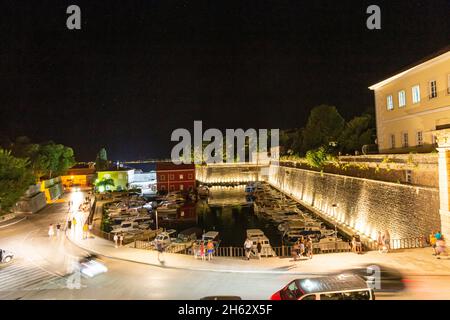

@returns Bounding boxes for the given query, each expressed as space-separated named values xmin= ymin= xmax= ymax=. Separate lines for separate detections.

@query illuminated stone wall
xmin=196 ymin=164 xmax=268 ymax=184
xmin=268 ymin=164 xmax=440 ymax=240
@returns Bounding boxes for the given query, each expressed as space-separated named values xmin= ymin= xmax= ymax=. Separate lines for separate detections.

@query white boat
xmin=313 ymin=236 xmax=350 ymax=252
xmin=153 ymin=229 xmax=177 ymax=248
xmin=111 ymin=221 xmax=140 ymax=233
xmin=246 ymin=229 xmax=277 ymax=257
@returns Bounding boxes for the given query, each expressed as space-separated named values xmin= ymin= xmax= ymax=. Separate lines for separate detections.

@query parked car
xmin=270 ymin=274 xmax=375 ymax=300
xmin=78 ymin=254 xmax=108 ymax=278
xmin=0 ymin=249 xmax=14 ymax=264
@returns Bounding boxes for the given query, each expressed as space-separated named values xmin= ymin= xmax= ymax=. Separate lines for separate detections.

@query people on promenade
xmin=244 ymin=238 xmax=253 ymax=260
xmin=48 ymin=224 xmax=55 ymax=237
xmin=354 ymin=234 xmax=362 ymax=254
xmin=67 ymin=219 xmax=72 ymax=231
xmin=306 ymin=237 xmax=313 ymax=259
xmin=72 ymin=217 xmax=77 ymax=231
xmin=156 ymin=241 xmax=165 ymax=262
xmin=114 ymin=234 xmax=119 ymax=248
xmin=83 ymin=223 xmax=88 ymax=239
xmin=88 ymin=223 xmax=93 ymax=238
xmin=119 ymin=234 xmax=124 ymax=247
xmin=436 ymin=237 xmax=448 ymax=259
xmin=199 ymin=241 xmax=205 ymax=261
xmin=383 ymin=230 xmax=391 ymax=252
xmin=430 ymin=231 xmax=437 ymax=255
xmin=206 ymin=240 xmax=214 ymax=261
xmin=192 ymin=242 xmax=198 ymax=259
xmin=292 ymin=242 xmax=299 ymax=261
xmin=299 ymin=237 xmax=305 ymax=257
xmin=56 ymin=223 xmax=61 ymax=237
xmin=256 ymin=239 xmax=262 ymax=260
xmin=377 ymin=231 xmax=383 ymax=251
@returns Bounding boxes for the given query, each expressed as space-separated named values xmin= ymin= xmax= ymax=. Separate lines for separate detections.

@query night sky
xmin=0 ymin=0 xmax=449 ymax=161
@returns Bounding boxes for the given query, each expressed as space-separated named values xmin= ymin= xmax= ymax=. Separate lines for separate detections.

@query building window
xmin=161 ymin=185 xmax=166 ymax=191
xmin=429 ymin=80 xmax=437 ymax=99
xmin=179 ymin=184 xmax=184 ymax=191
xmin=160 ymin=174 xmax=165 ymax=181
xmin=188 ymin=173 xmax=193 ymax=179
xmin=412 ymin=85 xmax=421 ymax=104
xmin=179 ymin=174 xmax=184 ymax=180
xmin=416 ymin=131 xmax=423 ymax=146
xmin=386 ymin=95 xmax=394 ymax=110
xmin=402 ymin=132 xmax=409 ymax=148
xmin=169 ymin=174 xmax=174 ymax=180
xmin=398 ymin=90 xmax=406 ymax=107
xmin=390 ymin=134 xmax=396 ymax=149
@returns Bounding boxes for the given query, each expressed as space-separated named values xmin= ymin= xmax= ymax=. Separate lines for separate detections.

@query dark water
xmin=156 ymin=184 xmax=348 ymax=247
xmin=157 ymin=185 xmax=283 ymax=247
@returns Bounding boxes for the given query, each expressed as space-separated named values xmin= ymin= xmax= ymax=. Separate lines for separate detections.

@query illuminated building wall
xmin=268 ymin=164 xmax=440 ymax=241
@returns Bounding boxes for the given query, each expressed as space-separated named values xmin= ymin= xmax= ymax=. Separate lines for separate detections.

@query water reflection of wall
xmin=269 ymin=164 xmax=440 ymax=240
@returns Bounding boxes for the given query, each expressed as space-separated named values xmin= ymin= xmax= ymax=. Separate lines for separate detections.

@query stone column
xmin=435 ymin=129 xmax=450 ymax=239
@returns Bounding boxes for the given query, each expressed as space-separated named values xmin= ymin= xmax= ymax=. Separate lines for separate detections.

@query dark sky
xmin=0 ymin=0 xmax=449 ymax=161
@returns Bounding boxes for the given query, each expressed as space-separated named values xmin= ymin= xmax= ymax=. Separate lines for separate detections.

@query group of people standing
xmin=113 ymin=233 xmax=124 ymax=248
xmin=430 ymin=230 xmax=447 ymax=258
xmin=244 ymin=237 xmax=264 ymax=260
xmin=291 ymin=236 xmax=313 ymax=261
xmin=192 ymin=240 xmax=215 ymax=261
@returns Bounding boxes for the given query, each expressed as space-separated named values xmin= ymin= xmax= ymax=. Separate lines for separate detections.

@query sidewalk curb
xmin=0 ymin=216 xmax=27 ymax=229
xmin=65 ymin=233 xmax=324 ymax=275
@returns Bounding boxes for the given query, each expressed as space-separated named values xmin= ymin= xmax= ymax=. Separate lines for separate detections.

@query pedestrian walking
xmin=355 ymin=234 xmax=362 ymax=254
xmin=83 ymin=223 xmax=88 ymax=239
xmin=206 ymin=240 xmax=214 ymax=261
xmin=119 ymin=233 xmax=124 ymax=247
xmin=56 ymin=223 xmax=61 ymax=237
xmin=156 ymin=241 xmax=165 ymax=262
xmin=256 ymin=239 xmax=262 ymax=260
xmin=430 ymin=231 xmax=437 ymax=255
xmin=292 ymin=242 xmax=299 ymax=261
xmin=436 ymin=238 xmax=448 ymax=258
xmin=299 ymin=237 xmax=305 ymax=257
xmin=244 ymin=237 xmax=253 ymax=260
xmin=88 ymin=223 xmax=93 ymax=238
xmin=306 ymin=237 xmax=313 ymax=259
xmin=199 ymin=241 xmax=205 ymax=261
xmin=48 ymin=224 xmax=55 ymax=237
xmin=67 ymin=219 xmax=72 ymax=230
xmin=72 ymin=217 xmax=77 ymax=230
xmin=383 ymin=230 xmax=391 ymax=252
xmin=192 ymin=242 xmax=198 ymax=259
xmin=113 ymin=234 xmax=119 ymax=248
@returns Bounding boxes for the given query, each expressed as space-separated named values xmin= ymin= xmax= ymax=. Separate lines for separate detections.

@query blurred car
xmin=270 ymin=274 xmax=375 ymax=300
xmin=78 ymin=254 xmax=108 ymax=278
xmin=337 ymin=264 xmax=406 ymax=293
xmin=200 ymin=296 xmax=242 ymax=300
xmin=71 ymin=184 xmax=81 ymax=192
xmin=0 ymin=249 xmax=14 ymax=264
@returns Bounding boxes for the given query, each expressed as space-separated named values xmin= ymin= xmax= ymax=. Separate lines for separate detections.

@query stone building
xmin=369 ymin=46 xmax=450 ymax=154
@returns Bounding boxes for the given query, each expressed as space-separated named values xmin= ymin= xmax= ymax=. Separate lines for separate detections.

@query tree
xmin=95 ymin=178 xmax=115 ymax=192
xmin=302 ymin=105 xmax=345 ymax=153
xmin=305 ymin=146 xmax=335 ymax=169
xmin=338 ymin=113 xmax=376 ymax=154
xmin=95 ymin=148 xmax=109 ymax=171
xmin=10 ymin=138 xmax=75 ymax=181
xmin=0 ymin=149 xmax=35 ymax=214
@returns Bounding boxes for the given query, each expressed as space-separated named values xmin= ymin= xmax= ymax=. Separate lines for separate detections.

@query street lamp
xmin=155 ymin=209 xmax=158 ymax=231
xmin=331 ymin=203 xmax=339 ymax=236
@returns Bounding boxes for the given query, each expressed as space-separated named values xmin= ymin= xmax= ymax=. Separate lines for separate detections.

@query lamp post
xmin=332 ymin=203 xmax=339 ymax=236
xmin=155 ymin=209 xmax=158 ymax=231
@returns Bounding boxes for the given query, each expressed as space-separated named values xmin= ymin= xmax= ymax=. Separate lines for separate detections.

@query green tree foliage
xmin=0 ymin=149 xmax=35 ymax=214
xmin=302 ymin=105 xmax=345 ymax=152
xmin=95 ymin=148 xmax=109 ymax=171
xmin=10 ymin=137 xmax=76 ymax=181
xmin=305 ymin=146 xmax=334 ymax=169
xmin=338 ymin=113 xmax=376 ymax=154
xmin=95 ymin=178 xmax=115 ymax=192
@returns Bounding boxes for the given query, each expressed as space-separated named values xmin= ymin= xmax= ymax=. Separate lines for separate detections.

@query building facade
xmin=369 ymin=48 xmax=450 ymax=153
xmin=61 ymin=164 xmax=96 ymax=188
xmin=156 ymin=162 xmax=196 ymax=193
xmin=96 ymin=168 xmax=135 ymax=192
